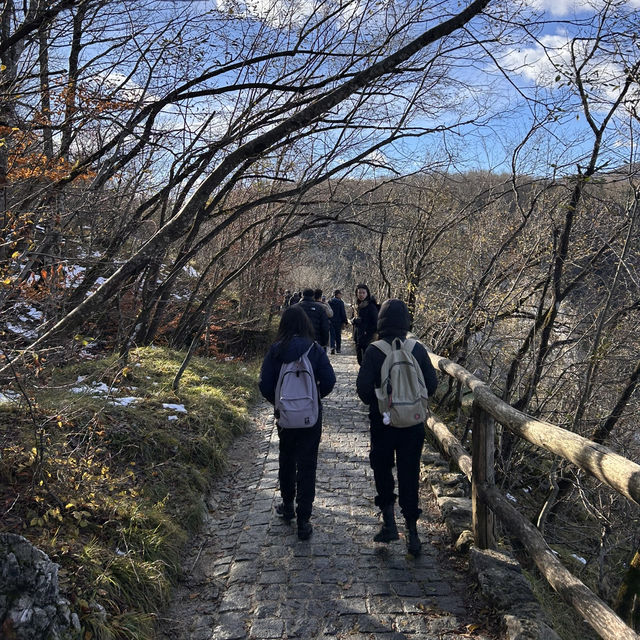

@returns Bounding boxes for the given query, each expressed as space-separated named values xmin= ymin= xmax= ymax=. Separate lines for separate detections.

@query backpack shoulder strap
xmin=403 ymin=338 xmax=417 ymax=353
xmin=371 ymin=339 xmax=392 ymax=356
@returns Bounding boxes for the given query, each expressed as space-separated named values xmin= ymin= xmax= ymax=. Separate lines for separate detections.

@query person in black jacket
xmin=356 ymin=299 xmax=438 ymax=556
xmin=351 ymin=283 xmax=378 ymax=365
xmin=259 ymin=305 xmax=336 ymax=540
xmin=298 ymin=288 xmax=330 ymax=349
xmin=328 ymin=289 xmax=348 ymax=354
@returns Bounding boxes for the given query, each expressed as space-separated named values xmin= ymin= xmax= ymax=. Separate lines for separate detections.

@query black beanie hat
xmin=377 ymin=299 xmax=411 ymax=334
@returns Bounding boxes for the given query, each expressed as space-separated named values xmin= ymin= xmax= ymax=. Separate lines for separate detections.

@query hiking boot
xmin=297 ymin=520 xmax=313 ymax=540
xmin=330 ymin=348 xmax=336 ymax=354
xmin=373 ymin=504 xmax=399 ymax=542
xmin=276 ymin=502 xmax=295 ymax=521
xmin=406 ymin=521 xmax=421 ymax=556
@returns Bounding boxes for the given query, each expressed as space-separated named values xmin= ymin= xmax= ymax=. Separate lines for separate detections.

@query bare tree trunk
xmin=38 ymin=22 xmax=53 ymax=159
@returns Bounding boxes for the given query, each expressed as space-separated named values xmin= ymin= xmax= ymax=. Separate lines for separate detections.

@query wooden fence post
xmin=472 ymin=399 xmax=496 ymax=549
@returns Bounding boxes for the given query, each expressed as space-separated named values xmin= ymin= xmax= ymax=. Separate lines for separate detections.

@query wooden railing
xmin=426 ymin=351 xmax=640 ymax=640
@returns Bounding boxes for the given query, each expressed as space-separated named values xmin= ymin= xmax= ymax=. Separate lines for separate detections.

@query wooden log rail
xmin=426 ymin=351 xmax=640 ymax=640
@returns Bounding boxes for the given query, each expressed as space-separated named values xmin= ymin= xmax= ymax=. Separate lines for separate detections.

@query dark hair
xmin=314 ymin=288 xmax=322 ymax=300
xmin=333 ymin=289 xmax=341 ymax=296
xmin=302 ymin=287 xmax=314 ymax=298
xmin=275 ymin=305 xmax=314 ymax=354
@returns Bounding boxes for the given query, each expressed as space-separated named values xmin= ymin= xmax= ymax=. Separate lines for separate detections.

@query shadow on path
xmin=156 ymin=340 xmax=498 ymax=640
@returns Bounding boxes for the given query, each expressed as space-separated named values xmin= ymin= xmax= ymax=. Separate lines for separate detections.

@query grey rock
xmin=505 ymin=611 xmax=562 ymax=640
xmin=0 ymin=533 xmax=75 ymax=640
xmin=454 ymin=530 xmax=475 ymax=553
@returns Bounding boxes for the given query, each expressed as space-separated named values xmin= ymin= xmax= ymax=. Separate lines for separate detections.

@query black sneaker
xmin=297 ymin=521 xmax=313 ymax=540
xmin=276 ymin=502 xmax=295 ymax=521
xmin=330 ymin=348 xmax=335 ymax=354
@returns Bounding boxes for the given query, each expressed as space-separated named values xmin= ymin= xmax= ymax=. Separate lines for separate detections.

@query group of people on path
xmin=282 ymin=287 xmax=350 ymax=355
xmin=259 ymin=284 xmax=438 ymax=556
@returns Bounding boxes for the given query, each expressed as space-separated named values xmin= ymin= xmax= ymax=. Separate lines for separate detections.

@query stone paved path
xmin=157 ymin=340 xmax=496 ymax=640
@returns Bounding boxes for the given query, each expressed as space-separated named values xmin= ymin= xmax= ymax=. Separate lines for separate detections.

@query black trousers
xmin=369 ymin=422 xmax=425 ymax=522
xmin=329 ymin=322 xmax=342 ymax=352
xmin=278 ymin=422 xmax=322 ymax=522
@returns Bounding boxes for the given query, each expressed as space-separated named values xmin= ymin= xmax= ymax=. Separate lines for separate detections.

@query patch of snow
xmin=6 ymin=322 xmax=37 ymax=339
xmin=167 ymin=415 xmax=179 ymax=421
xmin=184 ymin=265 xmax=199 ymax=278
xmin=0 ymin=390 xmax=20 ymax=403
xmin=111 ymin=396 xmax=139 ymax=406
xmin=571 ymin=554 xmax=587 ymax=565
xmin=201 ymin=376 xmax=209 ymax=380
xmin=26 ymin=307 xmax=42 ymax=320
xmin=506 ymin=493 xmax=518 ymax=503
xmin=76 ymin=375 xmax=87 ymax=383
xmin=71 ymin=382 xmax=114 ymax=395
xmin=162 ymin=403 xmax=187 ymax=413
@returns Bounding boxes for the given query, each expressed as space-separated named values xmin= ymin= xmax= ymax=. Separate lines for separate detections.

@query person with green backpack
xmin=356 ymin=299 xmax=438 ymax=556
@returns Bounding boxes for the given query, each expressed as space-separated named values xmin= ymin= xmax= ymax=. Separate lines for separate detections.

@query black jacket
xmin=298 ymin=296 xmax=330 ymax=346
xmin=328 ymin=296 xmax=348 ymax=326
xmin=356 ymin=335 xmax=438 ymax=427
xmin=353 ymin=299 xmax=378 ymax=348
xmin=259 ymin=337 xmax=336 ymax=418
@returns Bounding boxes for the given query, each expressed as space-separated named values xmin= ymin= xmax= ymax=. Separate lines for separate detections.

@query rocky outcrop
xmin=0 ymin=533 xmax=78 ymax=640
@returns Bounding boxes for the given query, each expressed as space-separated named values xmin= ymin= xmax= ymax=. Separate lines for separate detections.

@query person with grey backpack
xmin=356 ymin=299 xmax=438 ymax=556
xmin=259 ymin=305 xmax=336 ymax=540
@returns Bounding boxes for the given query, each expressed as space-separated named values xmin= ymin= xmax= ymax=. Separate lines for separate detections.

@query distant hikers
xmin=356 ymin=299 xmax=438 ymax=556
xmin=259 ymin=305 xmax=336 ymax=540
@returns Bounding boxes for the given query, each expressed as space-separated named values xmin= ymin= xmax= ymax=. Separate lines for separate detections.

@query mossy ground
xmin=0 ymin=346 xmax=260 ymax=639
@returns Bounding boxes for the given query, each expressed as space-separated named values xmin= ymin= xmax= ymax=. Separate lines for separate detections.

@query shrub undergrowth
xmin=0 ymin=346 xmax=260 ymax=639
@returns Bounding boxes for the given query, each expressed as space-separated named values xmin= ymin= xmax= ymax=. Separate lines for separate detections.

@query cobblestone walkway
xmin=157 ymin=341 xmax=494 ymax=640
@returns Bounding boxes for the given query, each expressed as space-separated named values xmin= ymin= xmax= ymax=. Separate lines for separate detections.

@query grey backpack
xmin=274 ymin=346 xmax=319 ymax=428
xmin=372 ymin=338 xmax=429 ymax=427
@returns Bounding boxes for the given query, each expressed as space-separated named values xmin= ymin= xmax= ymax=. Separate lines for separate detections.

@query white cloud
xmin=500 ymin=32 xmax=636 ymax=109
xmin=528 ymin=0 xmax=640 ymax=16
xmin=215 ymin=0 xmax=316 ymax=28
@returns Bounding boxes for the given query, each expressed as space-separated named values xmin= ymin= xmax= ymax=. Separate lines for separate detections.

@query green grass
xmin=0 ymin=346 xmax=260 ymax=640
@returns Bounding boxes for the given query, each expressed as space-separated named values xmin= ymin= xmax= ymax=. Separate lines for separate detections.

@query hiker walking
xmin=259 ymin=305 xmax=336 ymax=540
xmin=356 ymin=299 xmax=438 ymax=556
xmin=298 ymin=288 xmax=330 ymax=349
xmin=351 ymin=283 xmax=378 ymax=365
xmin=328 ymin=289 xmax=348 ymax=354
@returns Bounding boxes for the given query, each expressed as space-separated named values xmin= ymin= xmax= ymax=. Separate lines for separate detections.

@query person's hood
xmin=377 ymin=299 xmax=411 ymax=336
xmin=274 ymin=336 xmax=315 ymax=363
